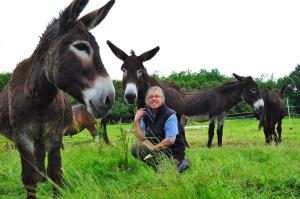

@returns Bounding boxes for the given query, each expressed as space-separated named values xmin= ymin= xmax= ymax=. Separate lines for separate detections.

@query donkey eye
xmin=121 ymin=68 xmax=127 ymax=76
xmin=74 ymin=43 xmax=90 ymax=54
xmin=250 ymin=88 xmax=257 ymax=93
xmin=137 ymin=69 xmax=143 ymax=77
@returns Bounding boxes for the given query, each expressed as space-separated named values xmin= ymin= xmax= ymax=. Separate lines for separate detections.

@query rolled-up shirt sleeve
xmin=164 ymin=114 xmax=179 ymax=144
xmin=140 ymin=118 xmax=146 ymax=134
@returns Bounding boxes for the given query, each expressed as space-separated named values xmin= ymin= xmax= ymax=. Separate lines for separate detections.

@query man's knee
xmin=131 ymin=143 xmax=140 ymax=159
xmin=131 ymin=142 xmax=152 ymax=160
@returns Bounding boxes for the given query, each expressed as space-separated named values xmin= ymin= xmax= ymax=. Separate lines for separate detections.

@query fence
xmin=105 ymin=104 xmax=300 ymax=124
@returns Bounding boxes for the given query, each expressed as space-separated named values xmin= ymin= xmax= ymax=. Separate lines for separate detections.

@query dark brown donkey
xmin=106 ymin=41 xmax=264 ymax=148
xmin=257 ymin=85 xmax=286 ymax=145
xmin=65 ymin=104 xmax=111 ymax=144
xmin=0 ymin=1 xmax=115 ymax=198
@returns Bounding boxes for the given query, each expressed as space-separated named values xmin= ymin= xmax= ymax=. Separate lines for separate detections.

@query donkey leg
xmin=217 ymin=125 xmax=224 ymax=147
xmin=217 ymin=112 xmax=227 ymax=147
xmin=263 ymin=127 xmax=271 ymax=144
xmin=270 ymin=125 xmax=279 ymax=145
xmin=101 ymin=121 xmax=111 ymax=145
xmin=16 ymin=136 xmax=38 ymax=199
xmin=177 ymin=114 xmax=189 ymax=148
xmin=181 ymin=125 xmax=190 ymax=148
xmin=276 ymin=119 xmax=282 ymax=143
xmin=207 ymin=117 xmax=215 ymax=148
xmin=47 ymin=134 xmax=63 ymax=197
xmin=34 ymin=142 xmax=47 ymax=183
xmin=88 ymin=124 xmax=99 ymax=142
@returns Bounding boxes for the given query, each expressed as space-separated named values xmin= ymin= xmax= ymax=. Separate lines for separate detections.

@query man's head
xmin=145 ymin=86 xmax=165 ymax=109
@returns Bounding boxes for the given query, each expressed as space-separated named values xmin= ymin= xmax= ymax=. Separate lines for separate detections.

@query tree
xmin=165 ymin=68 xmax=228 ymax=90
xmin=287 ymin=65 xmax=300 ymax=113
xmin=0 ymin=72 xmax=11 ymax=90
xmin=110 ymin=80 xmax=135 ymax=122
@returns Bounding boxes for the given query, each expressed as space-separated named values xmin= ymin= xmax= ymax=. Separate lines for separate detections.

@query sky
xmin=1 ymin=0 xmax=300 ymax=80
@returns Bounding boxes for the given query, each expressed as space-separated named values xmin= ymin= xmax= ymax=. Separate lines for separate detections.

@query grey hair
xmin=145 ymin=86 xmax=165 ymax=106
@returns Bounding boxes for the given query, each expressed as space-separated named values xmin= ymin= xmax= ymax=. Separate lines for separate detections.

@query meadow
xmin=0 ymin=118 xmax=299 ymax=199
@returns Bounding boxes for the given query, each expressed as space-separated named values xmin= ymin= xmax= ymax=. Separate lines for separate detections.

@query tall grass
xmin=0 ymin=118 xmax=299 ymax=199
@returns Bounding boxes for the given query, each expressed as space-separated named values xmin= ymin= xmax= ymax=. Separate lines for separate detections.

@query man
xmin=131 ymin=86 xmax=190 ymax=173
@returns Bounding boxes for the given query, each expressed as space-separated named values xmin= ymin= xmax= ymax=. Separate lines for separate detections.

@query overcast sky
xmin=1 ymin=0 xmax=300 ymax=80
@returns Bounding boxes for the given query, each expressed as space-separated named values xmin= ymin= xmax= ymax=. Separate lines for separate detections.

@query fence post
xmin=286 ymin=97 xmax=292 ymax=130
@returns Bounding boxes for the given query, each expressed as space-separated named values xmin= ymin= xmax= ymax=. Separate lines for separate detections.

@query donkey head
xmin=39 ymin=0 xmax=115 ymax=117
xmin=233 ymin=73 xmax=264 ymax=113
xmin=106 ymin=40 xmax=159 ymax=104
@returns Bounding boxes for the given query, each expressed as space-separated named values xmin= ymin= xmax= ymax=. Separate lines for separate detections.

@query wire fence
xmin=105 ymin=105 xmax=300 ymax=124
xmin=226 ymin=106 xmax=300 ymax=120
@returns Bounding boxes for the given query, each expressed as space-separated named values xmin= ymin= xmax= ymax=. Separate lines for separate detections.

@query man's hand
xmin=134 ymin=108 xmax=145 ymax=124
xmin=142 ymin=140 xmax=154 ymax=150
xmin=133 ymin=108 xmax=147 ymax=142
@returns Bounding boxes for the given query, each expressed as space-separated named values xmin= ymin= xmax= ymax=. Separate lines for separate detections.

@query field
xmin=0 ymin=118 xmax=299 ymax=199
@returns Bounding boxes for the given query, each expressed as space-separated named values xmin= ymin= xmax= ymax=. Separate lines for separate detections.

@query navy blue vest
xmin=143 ymin=105 xmax=185 ymax=161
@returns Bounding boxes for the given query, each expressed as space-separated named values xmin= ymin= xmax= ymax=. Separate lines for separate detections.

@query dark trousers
xmin=131 ymin=142 xmax=173 ymax=168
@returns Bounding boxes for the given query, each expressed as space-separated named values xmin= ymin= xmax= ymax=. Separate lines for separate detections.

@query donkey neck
xmin=29 ymin=59 xmax=58 ymax=108
xmin=217 ymin=81 xmax=245 ymax=106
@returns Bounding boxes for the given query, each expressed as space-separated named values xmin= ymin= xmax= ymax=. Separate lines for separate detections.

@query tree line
xmin=0 ymin=65 xmax=299 ymax=122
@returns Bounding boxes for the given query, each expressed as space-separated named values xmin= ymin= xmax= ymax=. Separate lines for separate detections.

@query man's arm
xmin=152 ymin=138 xmax=172 ymax=150
xmin=133 ymin=108 xmax=147 ymax=142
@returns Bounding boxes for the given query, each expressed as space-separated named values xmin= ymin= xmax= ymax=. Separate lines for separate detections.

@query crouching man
xmin=131 ymin=86 xmax=190 ymax=173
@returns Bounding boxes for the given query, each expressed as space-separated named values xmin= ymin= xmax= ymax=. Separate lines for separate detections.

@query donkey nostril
xmin=126 ymin=93 xmax=136 ymax=102
xmin=105 ymin=96 xmax=111 ymax=107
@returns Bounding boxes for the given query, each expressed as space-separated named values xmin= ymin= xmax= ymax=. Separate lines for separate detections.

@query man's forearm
xmin=152 ymin=138 xmax=172 ymax=150
xmin=134 ymin=122 xmax=146 ymax=141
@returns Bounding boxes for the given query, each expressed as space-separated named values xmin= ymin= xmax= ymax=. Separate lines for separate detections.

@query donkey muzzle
xmin=125 ymin=92 xmax=136 ymax=104
xmin=83 ymin=76 xmax=115 ymax=118
xmin=253 ymin=99 xmax=264 ymax=114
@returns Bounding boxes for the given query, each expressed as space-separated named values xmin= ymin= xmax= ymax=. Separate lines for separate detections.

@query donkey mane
xmin=33 ymin=19 xmax=59 ymax=59
xmin=130 ymin=50 xmax=136 ymax=56
xmin=161 ymin=80 xmax=182 ymax=91
xmin=216 ymin=81 xmax=241 ymax=91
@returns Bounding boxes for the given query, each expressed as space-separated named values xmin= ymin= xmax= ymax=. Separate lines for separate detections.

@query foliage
xmin=116 ymin=126 xmax=131 ymax=170
xmin=287 ymin=65 xmax=300 ymax=113
xmin=110 ymin=80 xmax=135 ymax=121
xmin=0 ymin=72 xmax=11 ymax=90
xmin=164 ymin=68 xmax=228 ymax=90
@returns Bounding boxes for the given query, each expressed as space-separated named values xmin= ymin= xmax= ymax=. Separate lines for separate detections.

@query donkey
xmin=106 ymin=41 xmax=264 ymax=148
xmin=0 ymin=0 xmax=115 ymax=198
xmin=257 ymin=85 xmax=286 ymax=145
xmin=65 ymin=104 xmax=111 ymax=144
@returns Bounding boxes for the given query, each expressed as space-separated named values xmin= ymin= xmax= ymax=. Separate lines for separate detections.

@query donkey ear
xmin=138 ymin=46 xmax=160 ymax=62
xmin=59 ymin=0 xmax=89 ymax=30
xmin=233 ymin=73 xmax=245 ymax=82
xmin=79 ymin=0 xmax=115 ymax=30
xmin=107 ymin=40 xmax=128 ymax=61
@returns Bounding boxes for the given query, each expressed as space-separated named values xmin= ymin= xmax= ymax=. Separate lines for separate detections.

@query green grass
xmin=0 ymin=118 xmax=299 ymax=199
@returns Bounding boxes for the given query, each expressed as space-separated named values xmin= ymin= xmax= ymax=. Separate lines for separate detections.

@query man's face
xmin=147 ymin=90 xmax=163 ymax=110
